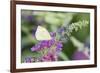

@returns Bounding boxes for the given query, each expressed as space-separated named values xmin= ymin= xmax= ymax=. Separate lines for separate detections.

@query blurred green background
xmin=21 ymin=10 xmax=90 ymax=62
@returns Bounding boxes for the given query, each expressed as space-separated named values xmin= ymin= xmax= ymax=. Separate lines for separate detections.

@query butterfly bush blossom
xmin=24 ymin=32 xmax=63 ymax=62
xmin=24 ymin=20 xmax=89 ymax=62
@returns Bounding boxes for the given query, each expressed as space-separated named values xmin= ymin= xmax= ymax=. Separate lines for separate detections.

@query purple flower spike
xmin=30 ymin=31 xmax=64 ymax=62
xmin=31 ymin=44 xmax=41 ymax=52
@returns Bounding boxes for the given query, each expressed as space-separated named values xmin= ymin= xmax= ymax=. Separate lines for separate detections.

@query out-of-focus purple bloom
xmin=26 ymin=15 xmax=33 ymax=22
xmin=22 ymin=15 xmax=34 ymax=22
xmin=72 ymin=51 xmax=89 ymax=60
xmin=24 ymin=57 xmax=32 ymax=63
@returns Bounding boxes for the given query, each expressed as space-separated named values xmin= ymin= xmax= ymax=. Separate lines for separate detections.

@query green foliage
xmin=21 ymin=10 xmax=90 ymax=61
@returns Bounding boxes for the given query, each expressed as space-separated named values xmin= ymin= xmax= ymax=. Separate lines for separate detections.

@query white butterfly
xmin=35 ymin=26 xmax=52 ymax=40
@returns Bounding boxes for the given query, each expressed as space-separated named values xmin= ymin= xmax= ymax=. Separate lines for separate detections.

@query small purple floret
xmin=40 ymin=53 xmax=57 ymax=61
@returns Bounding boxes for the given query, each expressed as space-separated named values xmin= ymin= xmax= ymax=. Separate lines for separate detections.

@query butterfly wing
xmin=35 ymin=26 xmax=51 ymax=40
